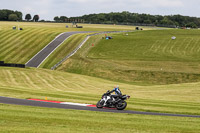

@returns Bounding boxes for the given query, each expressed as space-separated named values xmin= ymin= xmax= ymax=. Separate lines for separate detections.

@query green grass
xmin=57 ymin=29 xmax=200 ymax=84
xmin=1 ymin=104 xmax=200 ymax=133
xmin=1 ymin=67 xmax=200 ymax=115
xmin=0 ymin=21 xmax=136 ymax=64
xmin=88 ymin=30 xmax=200 ymax=61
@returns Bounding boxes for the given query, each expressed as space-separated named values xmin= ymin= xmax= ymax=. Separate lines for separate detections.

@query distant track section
xmin=25 ymin=31 xmax=92 ymax=68
xmin=1 ymin=96 xmax=200 ymax=118
xmin=51 ymin=30 xmax=134 ymax=70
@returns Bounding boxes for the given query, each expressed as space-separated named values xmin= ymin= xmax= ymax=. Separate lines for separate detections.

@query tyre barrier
xmin=0 ymin=61 xmax=25 ymax=68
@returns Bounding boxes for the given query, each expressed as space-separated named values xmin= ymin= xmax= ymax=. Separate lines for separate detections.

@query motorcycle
xmin=96 ymin=90 xmax=130 ymax=110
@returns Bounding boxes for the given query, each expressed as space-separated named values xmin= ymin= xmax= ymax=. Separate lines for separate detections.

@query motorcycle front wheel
xmin=116 ymin=100 xmax=127 ymax=110
xmin=96 ymin=100 xmax=103 ymax=108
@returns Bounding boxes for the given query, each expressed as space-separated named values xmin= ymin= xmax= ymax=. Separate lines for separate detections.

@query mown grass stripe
xmin=0 ymin=70 xmax=18 ymax=86
xmin=48 ymin=75 xmax=68 ymax=89
xmin=10 ymin=29 xmax=51 ymax=63
xmin=19 ymin=72 xmax=41 ymax=90
xmin=0 ymin=87 xmax=99 ymax=102
xmin=193 ymin=38 xmax=200 ymax=53
xmin=0 ymin=28 xmax=35 ymax=47
xmin=0 ymin=29 xmax=38 ymax=59
xmin=190 ymin=38 xmax=199 ymax=54
xmin=44 ymin=75 xmax=65 ymax=92
xmin=5 ymin=29 xmax=45 ymax=53
xmin=184 ymin=38 xmax=193 ymax=56
xmin=0 ymin=30 xmax=14 ymax=40
xmin=0 ymin=31 xmax=25 ymax=54
xmin=35 ymin=73 xmax=58 ymax=91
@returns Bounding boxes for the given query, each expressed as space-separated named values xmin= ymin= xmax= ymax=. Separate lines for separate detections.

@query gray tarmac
xmin=0 ymin=96 xmax=200 ymax=118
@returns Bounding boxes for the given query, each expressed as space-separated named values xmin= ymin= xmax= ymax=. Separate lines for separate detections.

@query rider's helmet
xmin=114 ymin=85 xmax=119 ymax=89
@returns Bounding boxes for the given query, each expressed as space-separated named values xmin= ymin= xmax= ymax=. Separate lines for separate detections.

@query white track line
xmin=60 ymin=102 xmax=91 ymax=106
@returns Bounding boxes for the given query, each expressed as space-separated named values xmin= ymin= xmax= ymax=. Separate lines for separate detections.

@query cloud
xmin=67 ymin=0 xmax=112 ymax=3
xmin=19 ymin=0 xmax=53 ymax=19
xmin=65 ymin=0 xmax=183 ymax=8
xmin=140 ymin=0 xmax=184 ymax=8
xmin=23 ymin=7 xmax=34 ymax=13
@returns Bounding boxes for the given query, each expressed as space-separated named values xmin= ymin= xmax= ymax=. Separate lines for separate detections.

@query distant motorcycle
xmin=96 ymin=90 xmax=130 ymax=110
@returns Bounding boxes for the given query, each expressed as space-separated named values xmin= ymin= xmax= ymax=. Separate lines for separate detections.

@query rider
xmin=108 ymin=85 xmax=122 ymax=102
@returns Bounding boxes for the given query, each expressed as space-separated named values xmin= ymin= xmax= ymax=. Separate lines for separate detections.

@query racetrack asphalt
xmin=25 ymin=31 xmax=92 ymax=68
xmin=0 ymin=96 xmax=200 ymax=118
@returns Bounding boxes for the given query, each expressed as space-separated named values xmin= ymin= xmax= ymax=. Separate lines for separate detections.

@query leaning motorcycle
xmin=96 ymin=90 xmax=130 ymax=110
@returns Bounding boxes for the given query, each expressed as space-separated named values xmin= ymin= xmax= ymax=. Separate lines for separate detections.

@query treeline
xmin=0 ymin=9 xmax=22 ymax=21
xmin=0 ymin=9 xmax=39 ymax=22
xmin=55 ymin=11 xmax=200 ymax=28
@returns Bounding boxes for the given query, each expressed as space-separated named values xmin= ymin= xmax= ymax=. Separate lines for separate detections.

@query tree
xmin=33 ymin=15 xmax=39 ymax=22
xmin=52 ymin=11 xmax=200 ymax=27
xmin=160 ymin=17 xmax=174 ymax=26
xmin=8 ymin=14 xmax=18 ymax=21
xmin=144 ymin=19 xmax=152 ymax=24
xmin=15 ymin=11 xmax=23 ymax=21
xmin=60 ymin=16 xmax=68 ymax=22
xmin=0 ymin=10 xmax=7 ymax=20
xmin=186 ymin=22 xmax=198 ymax=28
xmin=25 ymin=14 xmax=32 ymax=21
xmin=2 ymin=9 xmax=13 ymax=20
xmin=54 ymin=16 xmax=60 ymax=22
xmin=0 ymin=9 xmax=22 ymax=21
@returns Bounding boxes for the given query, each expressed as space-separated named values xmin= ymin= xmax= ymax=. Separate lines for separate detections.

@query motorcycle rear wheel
xmin=116 ymin=101 xmax=127 ymax=110
xmin=96 ymin=100 xmax=103 ymax=108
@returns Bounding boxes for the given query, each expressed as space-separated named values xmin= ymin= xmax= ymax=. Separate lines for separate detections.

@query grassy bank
xmin=57 ymin=29 xmax=200 ymax=84
xmin=1 ymin=104 xmax=200 ymax=133
xmin=0 ymin=67 xmax=200 ymax=115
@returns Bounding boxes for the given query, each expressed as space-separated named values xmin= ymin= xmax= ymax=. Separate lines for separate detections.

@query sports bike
xmin=96 ymin=90 xmax=130 ymax=110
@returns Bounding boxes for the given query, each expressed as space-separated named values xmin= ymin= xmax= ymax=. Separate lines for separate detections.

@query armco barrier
xmin=0 ymin=61 xmax=25 ymax=68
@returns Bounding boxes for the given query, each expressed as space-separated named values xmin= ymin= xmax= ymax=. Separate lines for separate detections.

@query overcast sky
xmin=1 ymin=0 xmax=199 ymax=20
